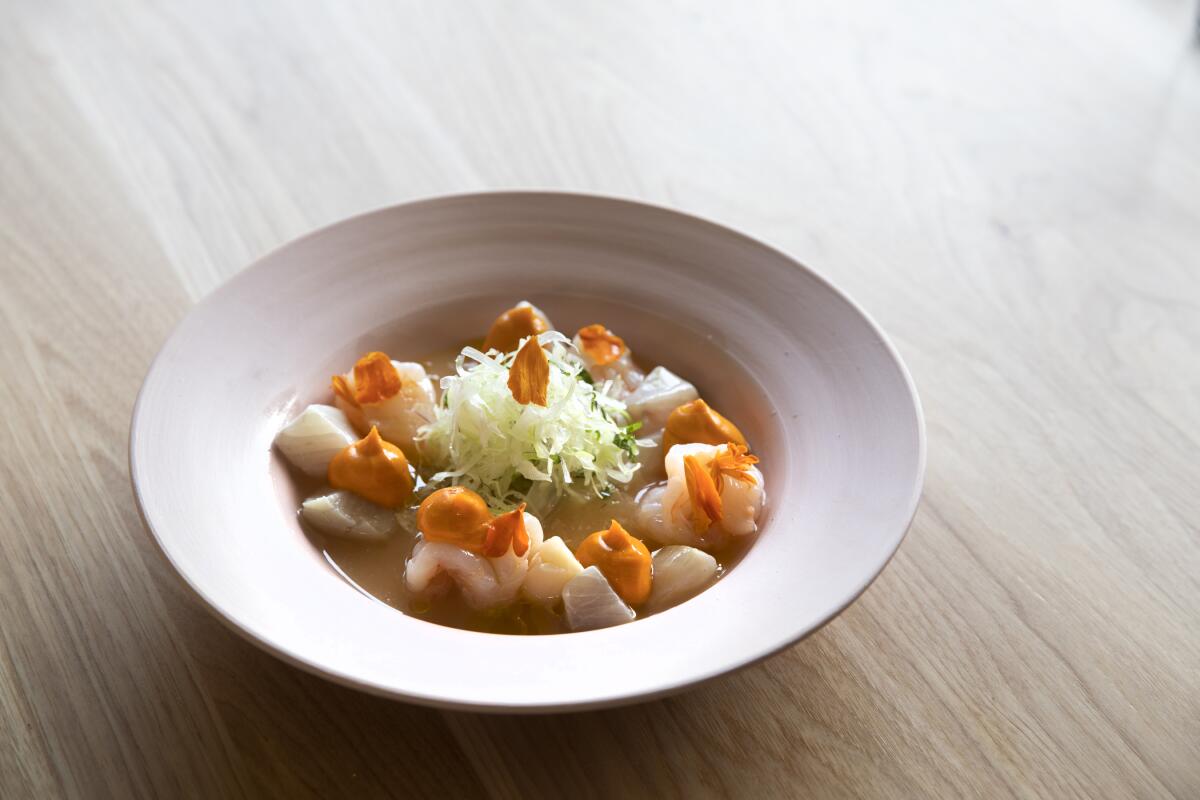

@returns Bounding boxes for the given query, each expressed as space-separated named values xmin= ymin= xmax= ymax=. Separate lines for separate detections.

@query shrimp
xmin=405 ymin=512 xmax=544 ymax=609
xmin=637 ymin=442 xmax=764 ymax=550
xmin=332 ymin=353 xmax=436 ymax=462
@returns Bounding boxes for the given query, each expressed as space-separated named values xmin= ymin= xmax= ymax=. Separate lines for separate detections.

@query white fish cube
xmin=563 ymin=566 xmax=636 ymax=631
xmin=624 ymin=366 xmax=698 ymax=432
xmin=274 ymin=404 xmax=357 ymax=477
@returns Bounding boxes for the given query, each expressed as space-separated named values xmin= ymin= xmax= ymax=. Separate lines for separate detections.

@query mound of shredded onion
xmin=416 ymin=332 xmax=644 ymax=512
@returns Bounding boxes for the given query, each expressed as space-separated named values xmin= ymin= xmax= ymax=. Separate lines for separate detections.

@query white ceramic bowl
xmin=130 ymin=192 xmax=925 ymax=712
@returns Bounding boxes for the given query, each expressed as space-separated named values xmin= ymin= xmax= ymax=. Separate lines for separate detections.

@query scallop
xmin=301 ymin=490 xmax=398 ymax=540
xmin=644 ymin=546 xmax=718 ymax=612
xmin=522 ymin=535 xmax=584 ymax=606
xmin=624 ymin=366 xmax=698 ymax=433
xmin=562 ymin=566 xmax=635 ymax=631
xmin=274 ymin=404 xmax=358 ymax=477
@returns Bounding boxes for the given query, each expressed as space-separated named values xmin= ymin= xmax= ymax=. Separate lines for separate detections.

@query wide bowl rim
xmin=129 ymin=190 xmax=926 ymax=712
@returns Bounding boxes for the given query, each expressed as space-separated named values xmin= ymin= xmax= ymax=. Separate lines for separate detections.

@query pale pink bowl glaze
xmin=130 ymin=192 xmax=925 ymax=712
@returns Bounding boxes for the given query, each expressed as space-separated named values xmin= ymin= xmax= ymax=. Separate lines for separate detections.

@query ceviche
xmin=274 ymin=302 xmax=765 ymax=634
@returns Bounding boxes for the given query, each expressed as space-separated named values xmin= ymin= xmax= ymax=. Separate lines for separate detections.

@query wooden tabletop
xmin=3 ymin=1 xmax=1198 ymax=797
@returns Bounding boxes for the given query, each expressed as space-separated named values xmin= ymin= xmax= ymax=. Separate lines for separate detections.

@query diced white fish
xmin=562 ymin=566 xmax=636 ymax=631
xmin=622 ymin=366 xmax=698 ymax=477
xmin=637 ymin=443 xmax=765 ymax=550
xmin=624 ymin=366 xmax=698 ymax=433
xmin=274 ymin=404 xmax=358 ymax=477
xmin=405 ymin=512 xmax=544 ymax=610
xmin=644 ymin=546 xmax=718 ymax=612
xmin=334 ymin=360 xmax=436 ymax=460
xmin=522 ymin=535 xmax=584 ymax=606
xmin=301 ymin=490 xmax=398 ymax=540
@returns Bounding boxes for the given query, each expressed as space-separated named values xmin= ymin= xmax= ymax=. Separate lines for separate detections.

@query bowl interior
xmin=131 ymin=193 xmax=924 ymax=711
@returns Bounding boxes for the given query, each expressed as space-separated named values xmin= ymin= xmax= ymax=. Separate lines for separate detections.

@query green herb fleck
xmin=613 ymin=421 xmax=643 ymax=458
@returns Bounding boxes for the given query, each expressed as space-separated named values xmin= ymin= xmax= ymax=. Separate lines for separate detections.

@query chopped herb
xmin=613 ymin=421 xmax=643 ymax=458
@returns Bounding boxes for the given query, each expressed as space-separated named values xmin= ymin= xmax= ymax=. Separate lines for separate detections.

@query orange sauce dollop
xmin=483 ymin=304 xmax=550 ymax=354
xmin=328 ymin=426 xmax=414 ymax=508
xmin=417 ymin=488 xmax=535 ymax=558
xmin=575 ymin=521 xmax=653 ymax=606
xmin=662 ymin=398 xmax=747 ymax=452
xmin=417 ymin=487 xmax=492 ymax=552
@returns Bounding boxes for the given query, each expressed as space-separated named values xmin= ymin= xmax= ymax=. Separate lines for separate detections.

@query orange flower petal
xmin=351 ymin=352 xmax=403 ymax=404
xmin=508 ymin=337 xmax=550 ymax=406
xmin=576 ymin=324 xmax=627 ymax=366
xmin=483 ymin=503 xmax=529 ymax=557
xmin=709 ymin=442 xmax=759 ymax=489
xmin=684 ymin=454 xmax=724 ymax=533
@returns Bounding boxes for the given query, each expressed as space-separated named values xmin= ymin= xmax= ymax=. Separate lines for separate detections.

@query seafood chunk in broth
xmin=637 ymin=442 xmax=764 ymax=551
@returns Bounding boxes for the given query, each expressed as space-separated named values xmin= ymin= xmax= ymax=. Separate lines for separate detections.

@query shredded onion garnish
xmin=416 ymin=332 xmax=645 ymax=513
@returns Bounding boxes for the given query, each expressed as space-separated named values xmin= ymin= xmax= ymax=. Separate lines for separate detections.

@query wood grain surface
xmin=2 ymin=0 xmax=1198 ymax=797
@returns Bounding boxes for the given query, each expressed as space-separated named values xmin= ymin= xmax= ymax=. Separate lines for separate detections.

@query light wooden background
xmin=2 ymin=0 xmax=1198 ymax=797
